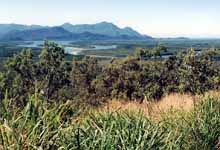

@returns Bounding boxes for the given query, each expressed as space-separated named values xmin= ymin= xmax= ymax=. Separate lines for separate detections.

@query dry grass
xmin=94 ymin=93 xmax=195 ymax=118
xmin=95 ymin=91 xmax=220 ymax=119
xmin=152 ymin=93 xmax=195 ymax=113
xmin=205 ymin=90 xmax=220 ymax=98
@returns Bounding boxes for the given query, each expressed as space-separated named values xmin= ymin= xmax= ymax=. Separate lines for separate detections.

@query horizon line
xmin=1 ymin=21 xmax=220 ymax=39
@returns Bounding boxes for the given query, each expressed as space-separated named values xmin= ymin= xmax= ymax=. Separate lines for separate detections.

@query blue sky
xmin=0 ymin=0 xmax=219 ymax=37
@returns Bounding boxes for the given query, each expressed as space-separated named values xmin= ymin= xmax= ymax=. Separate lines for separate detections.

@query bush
xmin=0 ymin=42 xmax=220 ymax=104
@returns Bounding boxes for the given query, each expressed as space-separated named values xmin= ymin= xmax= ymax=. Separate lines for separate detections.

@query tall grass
xmin=0 ymin=92 xmax=80 ymax=149
xmin=65 ymin=96 xmax=220 ymax=150
xmin=0 ymin=93 xmax=219 ymax=149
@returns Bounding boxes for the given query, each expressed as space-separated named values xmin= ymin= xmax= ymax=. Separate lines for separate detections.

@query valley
xmin=1 ymin=38 xmax=220 ymax=62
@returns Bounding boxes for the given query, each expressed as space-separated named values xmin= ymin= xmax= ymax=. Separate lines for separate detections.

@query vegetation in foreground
xmin=0 ymin=93 xmax=219 ymax=149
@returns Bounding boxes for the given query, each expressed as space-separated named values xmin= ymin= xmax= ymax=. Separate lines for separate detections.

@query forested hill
xmin=0 ymin=22 xmax=152 ymax=41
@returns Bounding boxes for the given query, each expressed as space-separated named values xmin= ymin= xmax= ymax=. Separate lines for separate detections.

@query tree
xmin=92 ymin=56 xmax=145 ymax=102
xmin=3 ymin=49 xmax=36 ymax=105
xmin=0 ymin=72 xmax=6 ymax=100
xmin=178 ymin=48 xmax=215 ymax=94
xmin=71 ymin=56 xmax=101 ymax=104
xmin=152 ymin=44 xmax=167 ymax=58
xmin=38 ymin=41 xmax=71 ymax=101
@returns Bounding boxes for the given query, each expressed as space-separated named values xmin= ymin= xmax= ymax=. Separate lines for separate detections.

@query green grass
xmin=75 ymin=97 xmax=220 ymax=150
xmin=0 ymin=92 xmax=219 ymax=149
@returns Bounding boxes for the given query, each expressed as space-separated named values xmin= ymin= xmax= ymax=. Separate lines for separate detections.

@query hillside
xmin=1 ymin=27 xmax=116 ymax=41
xmin=0 ymin=22 xmax=152 ymax=41
xmin=2 ymin=27 xmax=72 ymax=41
xmin=61 ymin=21 xmax=144 ymax=37
xmin=0 ymin=23 xmax=44 ymax=36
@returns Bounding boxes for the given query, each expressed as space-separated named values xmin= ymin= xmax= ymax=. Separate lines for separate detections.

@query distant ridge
xmin=0 ymin=22 xmax=152 ymax=41
xmin=61 ymin=22 xmax=144 ymax=37
xmin=0 ymin=23 xmax=45 ymax=36
xmin=2 ymin=27 xmax=72 ymax=41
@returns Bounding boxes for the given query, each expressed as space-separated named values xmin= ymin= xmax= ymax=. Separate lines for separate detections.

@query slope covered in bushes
xmin=1 ymin=41 xmax=220 ymax=105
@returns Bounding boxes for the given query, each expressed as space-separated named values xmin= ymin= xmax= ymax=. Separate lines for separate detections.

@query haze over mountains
xmin=0 ymin=22 xmax=152 ymax=41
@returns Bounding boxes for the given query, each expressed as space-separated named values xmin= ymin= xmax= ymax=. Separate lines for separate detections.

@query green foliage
xmin=0 ymin=93 xmax=219 ymax=149
xmin=0 ymin=41 xmax=220 ymax=104
xmin=0 ymin=72 xmax=6 ymax=99
xmin=0 ymin=92 xmax=79 ymax=149
xmin=38 ymin=41 xmax=71 ymax=101
xmin=3 ymin=49 xmax=35 ymax=105
xmin=74 ymin=97 xmax=220 ymax=150
xmin=91 ymin=47 xmax=219 ymax=101
xmin=92 ymin=57 xmax=145 ymax=102
xmin=71 ymin=56 xmax=102 ymax=104
xmin=189 ymin=96 xmax=220 ymax=149
xmin=0 ymin=41 xmax=220 ymax=149
xmin=135 ymin=44 xmax=168 ymax=60
xmin=178 ymin=48 xmax=216 ymax=94
xmin=0 ymin=41 xmax=72 ymax=105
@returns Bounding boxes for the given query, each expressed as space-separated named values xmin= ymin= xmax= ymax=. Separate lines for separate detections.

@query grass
xmin=78 ymin=96 xmax=220 ymax=149
xmin=0 ymin=92 xmax=80 ymax=149
xmin=0 ymin=92 xmax=219 ymax=149
xmin=94 ymin=93 xmax=197 ymax=119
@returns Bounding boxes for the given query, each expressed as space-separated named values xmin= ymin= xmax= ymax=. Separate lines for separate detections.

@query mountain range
xmin=0 ymin=22 xmax=152 ymax=41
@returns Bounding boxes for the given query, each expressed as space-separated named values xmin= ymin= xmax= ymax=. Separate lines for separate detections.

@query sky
xmin=0 ymin=0 xmax=219 ymax=38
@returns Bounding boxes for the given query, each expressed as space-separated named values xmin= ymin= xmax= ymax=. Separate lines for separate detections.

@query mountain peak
xmin=123 ymin=27 xmax=133 ymax=30
xmin=95 ymin=22 xmax=118 ymax=28
xmin=61 ymin=21 xmax=144 ymax=37
xmin=97 ymin=21 xmax=114 ymax=25
xmin=62 ymin=22 xmax=73 ymax=28
xmin=62 ymin=22 xmax=72 ymax=26
xmin=0 ymin=22 xmax=152 ymax=40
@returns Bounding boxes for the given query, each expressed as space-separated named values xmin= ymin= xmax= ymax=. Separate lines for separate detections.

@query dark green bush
xmin=0 ymin=42 xmax=220 ymax=105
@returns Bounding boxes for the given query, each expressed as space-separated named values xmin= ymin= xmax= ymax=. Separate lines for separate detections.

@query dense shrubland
xmin=1 ymin=41 xmax=220 ymax=105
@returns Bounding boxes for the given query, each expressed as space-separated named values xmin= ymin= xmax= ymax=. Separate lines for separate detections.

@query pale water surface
xmin=18 ymin=41 xmax=117 ymax=55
